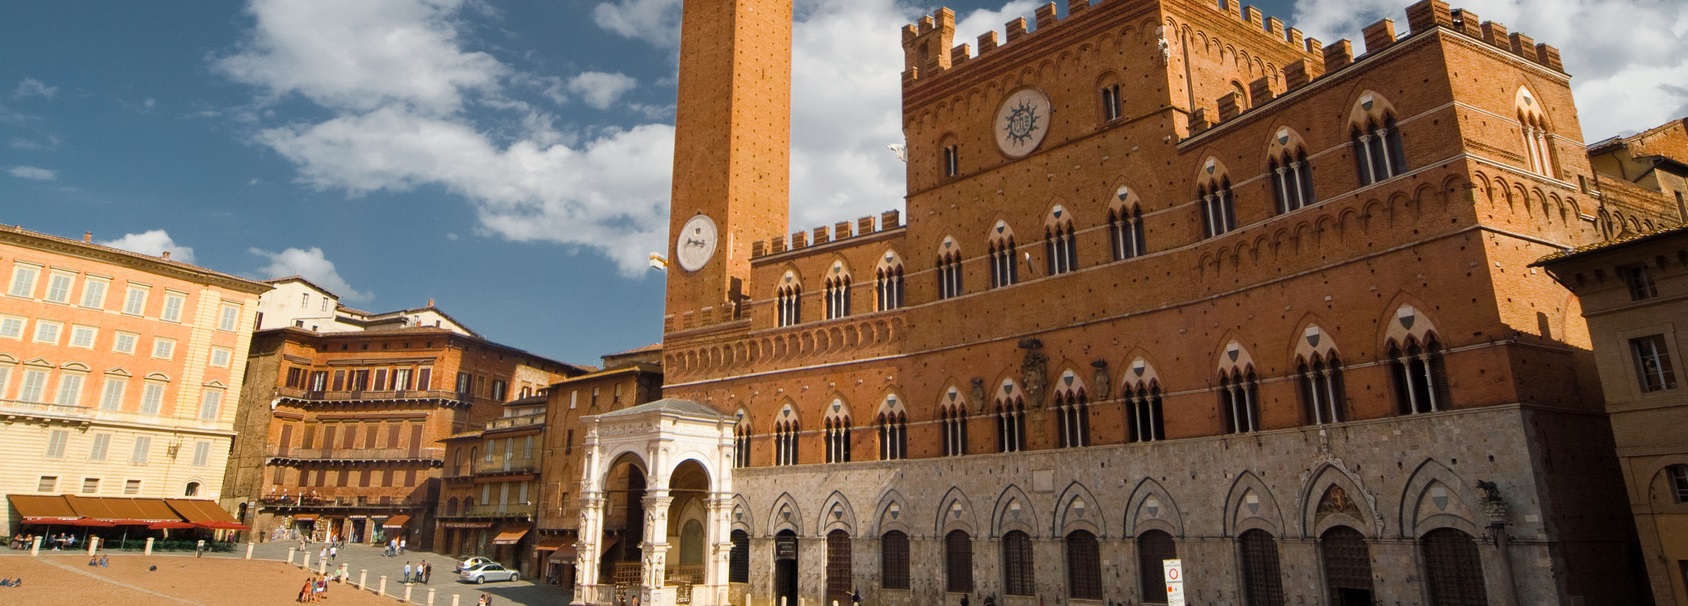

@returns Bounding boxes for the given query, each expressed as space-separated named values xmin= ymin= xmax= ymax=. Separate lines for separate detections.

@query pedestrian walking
xmin=403 ymin=561 xmax=413 ymax=584
xmin=398 ymin=538 xmax=406 ymax=555
xmin=329 ymin=545 xmax=337 ymax=560
xmin=297 ymin=577 xmax=312 ymax=603
xmin=422 ymin=561 xmax=431 ymax=584
xmin=319 ymin=547 xmax=327 ymax=563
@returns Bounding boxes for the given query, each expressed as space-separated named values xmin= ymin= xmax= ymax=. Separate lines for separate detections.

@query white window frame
xmin=81 ymin=477 xmax=100 ymax=494
xmin=140 ymin=382 xmax=165 ymax=415
xmin=46 ymin=429 xmax=68 ymax=458
xmin=0 ymin=315 xmax=23 ymax=340
xmin=81 ymin=277 xmax=109 ymax=309
xmin=89 ymin=433 xmax=110 ymax=461
xmin=45 ymin=271 xmax=74 ymax=303
xmin=99 ymin=377 xmax=126 ymax=411
xmin=123 ymin=285 xmax=149 ymax=315
xmin=33 ymin=320 xmax=62 ymax=344
xmin=19 ymin=369 xmax=49 ymax=402
xmin=54 ymin=373 xmax=84 ymax=406
xmin=123 ymin=479 xmax=141 ymax=495
xmin=218 ymin=303 xmax=240 ymax=331
xmin=8 ymin=263 xmax=41 ymax=298
xmin=161 ymin=291 xmax=186 ymax=322
xmin=38 ymin=476 xmax=57 ymax=492
xmin=131 ymin=436 xmax=152 ymax=464
xmin=69 ymin=325 xmax=97 ymax=349
xmin=192 ymin=441 xmax=210 ymax=467
xmin=152 ymin=337 xmax=176 ymax=360
xmin=210 ymin=347 xmax=232 ymax=368
xmin=199 ymin=389 xmax=222 ymax=421
xmin=113 ymin=331 xmax=138 ymax=354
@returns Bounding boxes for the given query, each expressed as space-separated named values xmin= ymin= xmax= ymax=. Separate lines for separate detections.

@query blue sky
xmin=2 ymin=0 xmax=1684 ymax=366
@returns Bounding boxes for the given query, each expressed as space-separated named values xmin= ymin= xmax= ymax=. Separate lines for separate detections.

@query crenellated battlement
xmin=1180 ymin=0 xmax=1567 ymax=136
xmin=750 ymin=210 xmax=903 ymax=260
xmin=902 ymin=0 xmax=1565 ymax=94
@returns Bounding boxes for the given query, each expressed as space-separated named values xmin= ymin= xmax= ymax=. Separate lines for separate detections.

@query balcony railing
xmin=267 ymin=446 xmax=445 ymax=463
xmin=472 ymin=456 xmax=540 ymax=474
xmin=276 ymin=387 xmax=471 ymax=404
xmin=258 ymin=493 xmax=426 ymax=509
xmin=0 ymin=399 xmax=93 ymax=424
xmin=485 ymin=413 xmax=545 ymax=431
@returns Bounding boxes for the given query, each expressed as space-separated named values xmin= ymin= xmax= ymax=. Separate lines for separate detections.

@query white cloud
xmin=592 ymin=0 xmax=682 ymax=48
xmin=7 ymin=165 xmax=56 ymax=180
xmin=568 ymin=72 xmax=638 ymax=110
xmin=1290 ymin=0 xmax=1688 ymax=141
xmin=216 ymin=0 xmax=503 ymax=116
xmin=12 ymin=78 xmax=58 ymax=99
xmin=250 ymin=246 xmax=373 ymax=301
xmin=100 ymin=230 xmax=197 ymax=264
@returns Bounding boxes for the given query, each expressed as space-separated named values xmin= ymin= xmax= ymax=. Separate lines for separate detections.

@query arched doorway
xmin=825 ymin=529 xmax=852 ymax=604
xmin=665 ymin=459 xmax=712 ymax=601
xmin=774 ymin=529 xmax=799 ymax=604
xmin=599 ymin=452 xmax=647 ymax=595
xmin=1320 ymin=526 xmax=1374 ymax=605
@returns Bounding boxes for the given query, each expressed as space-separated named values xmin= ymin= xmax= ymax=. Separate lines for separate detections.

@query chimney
xmin=161 ymin=251 xmax=171 ymax=260
xmin=428 ymin=298 xmax=435 ymax=307
xmin=83 ymin=231 xmax=92 ymax=242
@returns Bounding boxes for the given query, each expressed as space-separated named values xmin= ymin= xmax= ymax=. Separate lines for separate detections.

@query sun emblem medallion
xmin=994 ymin=88 xmax=1052 ymax=158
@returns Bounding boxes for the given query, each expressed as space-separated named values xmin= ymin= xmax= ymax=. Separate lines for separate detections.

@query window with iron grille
xmin=1110 ymin=205 xmax=1146 ymax=260
xmin=942 ymin=407 xmax=967 ymax=456
xmin=1632 ymin=334 xmax=1678 ymax=392
xmin=1670 ymin=465 xmax=1688 ymax=503
xmin=825 ymin=417 xmax=851 ymax=464
xmin=1391 ymin=336 xmax=1449 ymax=414
xmin=1002 ymin=530 xmax=1035 ymax=596
xmin=881 ymin=531 xmax=910 ymax=589
xmin=1126 ymin=383 xmax=1165 ymax=442
xmin=1319 ymin=526 xmax=1373 ymax=604
xmin=826 ymin=530 xmax=853 ymax=605
xmin=945 ymin=530 xmax=973 ymax=593
xmin=1420 ymin=528 xmax=1487 ymax=606
xmin=1299 ymin=354 xmax=1348 ymax=424
xmin=1239 ymin=529 xmax=1285 ymax=606
xmin=1221 ymin=369 xmax=1260 ymax=433
xmin=1137 ymin=530 xmax=1177 ymax=604
xmin=729 ymin=530 xmax=750 ymax=583
xmin=996 ymin=398 xmax=1026 ymax=453
xmin=877 ymin=413 xmax=907 ymax=461
xmin=1065 ymin=530 xmax=1102 ymax=600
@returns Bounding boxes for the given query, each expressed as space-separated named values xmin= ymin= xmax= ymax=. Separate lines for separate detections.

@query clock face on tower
xmin=675 ymin=214 xmax=719 ymax=272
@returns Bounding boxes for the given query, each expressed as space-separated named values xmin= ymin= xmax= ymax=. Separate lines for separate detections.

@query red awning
xmin=149 ymin=521 xmax=197 ymax=530
xmin=292 ymin=514 xmax=319 ymax=523
xmin=491 ymin=528 xmax=529 ymax=545
xmin=68 ymin=518 xmax=116 ymax=528
xmin=381 ymin=514 xmax=411 ymax=529
xmin=163 ymin=499 xmax=241 ymax=529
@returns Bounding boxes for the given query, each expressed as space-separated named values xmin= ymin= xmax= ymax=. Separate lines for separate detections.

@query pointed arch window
xmin=945 ymin=529 xmax=974 ymax=592
xmin=1239 ymin=529 xmax=1286 ymax=606
xmin=1125 ymin=380 xmax=1164 ymax=442
xmin=729 ymin=529 xmax=750 ymax=583
xmin=881 ymin=530 xmax=910 ymax=589
xmin=1201 ymin=177 xmax=1237 ymax=238
xmin=774 ymin=419 xmax=799 ymax=466
xmin=1353 ymin=115 xmax=1406 ymax=185
xmin=1271 ymin=148 xmax=1315 ymax=214
xmin=1420 ymin=528 xmax=1488 ymax=606
xmin=1045 ymin=210 xmax=1078 ymax=276
xmin=1065 ymin=530 xmax=1103 ymax=600
xmin=941 ymin=401 xmax=968 ymax=457
xmin=1055 ymin=390 xmax=1090 ymax=448
xmin=1109 ymin=204 xmax=1146 ymax=260
xmin=943 ymin=144 xmax=960 ymax=178
xmin=875 ymin=261 xmax=904 ymax=311
xmin=877 ymin=411 xmax=907 ymax=461
xmin=936 ymin=249 xmax=964 ymax=299
xmin=1299 ymin=353 xmax=1347 ymax=424
xmin=989 ymin=235 xmax=1019 ymax=288
xmin=1518 ymin=89 xmax=1555 ymax=178
xmin=824 ymin=274 xmax=851 ymax=320
xmin=1220 ymin=367 xmax=1260 ymax=434
xmin=734 ymin=423 xmax=752 ymax=468
xmin=1100 ymin=84 xmax=1122 ymax=122
xmin=996 ymin=396 xmax=1027 ymax=453
xmin=1138 ymin=530 xmax=1177 ymax=602
xmin=776 ymin=283 xmax=802 ymax=327
xmin=1389 ymin=335 xmax=1449 ymax=414
xmin=1320 ymin=526 xmax=1374 ymax=604
xmin=824 ymin=415 xmax=852 ymax=464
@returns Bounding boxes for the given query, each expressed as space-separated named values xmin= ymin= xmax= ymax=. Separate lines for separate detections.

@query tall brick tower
xmin=664 ymin=0 xmax=792 ymax=325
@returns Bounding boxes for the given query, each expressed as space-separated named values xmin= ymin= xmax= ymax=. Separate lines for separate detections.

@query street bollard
xmin=359 ymin=569 xmax=368 ymax=590
xmin=318 ymin=557 xmax=327 ymax=576
xmin=288 ymin=547 xmax=296 ymax=565
xmin=303 ymin=552 xmax=312 ymax=571
xmin=404 ymin=584 xmax=412 ymax=603
xmin=246 ymin=543 xmax=254 ymax=560
xmin=451 ymin=594 xmax=459 ymax=606
xmin=145 ymin=537 xmax=155 ymax=556
xmin=427 ymin=588 xmax=436 ymax=606
xmin=30 ymin=536 xmax=41 ymax=556
xmin=88 ymin=536 xmax=99 ymax=556
xmin=378 ymin=576 xmax=387 ymax=596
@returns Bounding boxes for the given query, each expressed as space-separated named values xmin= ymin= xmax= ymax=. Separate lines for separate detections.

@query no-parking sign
xmin=1163 ymin=559 xmax=1185 ymax=606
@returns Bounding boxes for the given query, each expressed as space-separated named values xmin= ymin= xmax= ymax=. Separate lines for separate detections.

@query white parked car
xmin=454 ymin=556 xmax=494 ymax=573
xmin=459 ymin=562 xmax=519 ymax=584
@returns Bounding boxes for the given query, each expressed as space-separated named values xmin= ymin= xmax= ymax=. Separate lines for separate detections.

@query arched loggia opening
xmin=599 ymin=453 xmax=647 ymax=589
xmin=664 ymin=459 xmax=712 ymax=598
